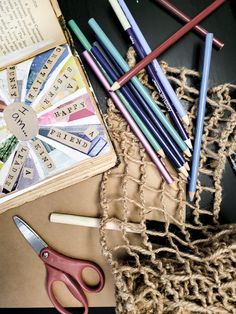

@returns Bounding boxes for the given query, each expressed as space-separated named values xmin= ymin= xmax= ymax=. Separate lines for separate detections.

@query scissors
xmin=13 ymin=216 xmax=105 ymax=314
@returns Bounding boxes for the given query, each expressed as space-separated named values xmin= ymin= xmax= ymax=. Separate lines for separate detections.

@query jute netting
xmin=99 ymin=47 xmax=236 ymax=313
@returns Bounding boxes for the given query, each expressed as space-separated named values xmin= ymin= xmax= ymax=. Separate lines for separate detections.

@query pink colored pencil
xmin=82 ymin=50 xmax=176 ymax=188
xmin=155 ymin=0 xmax=224 ymax=49
xmin=111 ymin=0 xmax=225 ymax=90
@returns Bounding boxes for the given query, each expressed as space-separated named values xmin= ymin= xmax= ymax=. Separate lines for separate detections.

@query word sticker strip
xmin=37 ymin=65 xmax=76 ymax=112
xmin=31 ymin=139 xmax=55 ymax=171
xmin=26 ymin=46 xmax=65 ymax=102
xmin=23 ymin=167 xmax=34 ymax=179
xmin=48 ymin=127 xmax=91 ymax=154
xmin=53 ymin=99 xmax=87 ymax=121
xmin=3 ymin=102 xmax=39 ymax=141
xmin=84 ymin=126 xmax=99 ymax=141
xmin=7 ymin=66 xmax=19 ymax=99
xmin=65 ymin=79 xmax=77 ymax=93
xmin=3 ymin=144 xmax=29 ymax=192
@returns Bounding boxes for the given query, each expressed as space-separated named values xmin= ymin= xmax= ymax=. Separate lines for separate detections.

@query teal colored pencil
xmin=68 ymin=19 xmax=164 ymax=157
xmin=88 ymin=18 xmax=191 ymax=157
xmin=189 ymin=33 xmax=213 ymax=201
xmin=115 ymin=86 xmax=165 ymax=157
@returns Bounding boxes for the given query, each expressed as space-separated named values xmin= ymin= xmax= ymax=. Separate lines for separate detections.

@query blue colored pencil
xmin=111 ymin=0 xmax=192 ymax=149
xmin=189 ymin=33 xmax=213 ymax=201
xmin=92 ymin=44 xmax=189 ymax=176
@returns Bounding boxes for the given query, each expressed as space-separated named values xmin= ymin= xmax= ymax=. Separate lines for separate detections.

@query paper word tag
xmin=3 ymin=144 xmax=29 ymax=192
xmin=23 ymin=167 xmax=34 ymax=179
xmin=66 ymin=79 xmax=77 ymax=93
xmin=3 ymin=102 xmax=39 ymax=141
xmin=48 ymin=127 xmax=91 ymax=154
xmin=7 ymin=66 xmax=19 ymax=99
xmin=38 ymin=66 xmax=75 ymax=111
xmin=26 ymin=46 xmax=65 ymax=102
xmin=31 ymin=139 xmax=55 ymax=171
xmin=53 ymin=99 xmax=86 ymax=121
xmin=84 ymin=126 xmax=99 ymax=141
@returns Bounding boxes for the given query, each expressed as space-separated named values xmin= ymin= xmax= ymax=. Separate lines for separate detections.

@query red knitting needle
xmin=111 ymin=0 xmax=226 ymax=91
xmin=155 ymin=0 xmax=224 ymax=50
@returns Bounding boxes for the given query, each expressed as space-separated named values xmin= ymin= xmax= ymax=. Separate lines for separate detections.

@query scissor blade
xmin=13 ymin=216 xmax=48 ymax=255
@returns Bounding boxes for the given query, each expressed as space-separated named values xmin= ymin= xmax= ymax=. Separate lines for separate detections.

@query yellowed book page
xmin=50 ymin=0 xmax=63 ymax=17
xmin=0 ymin=0 xmax=66 ymax=69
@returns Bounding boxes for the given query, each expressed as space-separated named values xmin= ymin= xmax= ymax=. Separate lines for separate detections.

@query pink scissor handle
xmin=39 ymin=247 xmax=105 ymax=301
xmin=46 ymin=264 xmax=88 ymax=314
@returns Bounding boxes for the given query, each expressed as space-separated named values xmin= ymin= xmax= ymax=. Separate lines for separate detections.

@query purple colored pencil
xmin=82 ymin=50 xmax=175 ymax=186
xmin=126 ymin=27 xmax=191 ymax=147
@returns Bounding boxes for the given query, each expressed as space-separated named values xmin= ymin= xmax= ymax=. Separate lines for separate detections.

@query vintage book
xmin=0 ymin=0 xmax=117 ymax=213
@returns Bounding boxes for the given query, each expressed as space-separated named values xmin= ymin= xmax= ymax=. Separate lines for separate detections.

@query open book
xmin=0 ymin=0 xmax=117 ymax=213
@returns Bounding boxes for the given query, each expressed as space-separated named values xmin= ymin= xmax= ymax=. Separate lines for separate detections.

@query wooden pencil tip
xmin=184 ymin=162 xmax=190 ymax=171
xmin=169 ymin=181 xmax=178 ymax=191
xmin=185 ymin=138 xmax=193 ymax=150
xmin=179 ymin=173 xmax=188 ymax=181
xmin=179 ymin=166 xmax=189 ymax=178
xmin=184 ymin=148 xmax=192 ymax=158
xmin=111 ymin=82 xmax=120 ymax=91
xmin=182 ymin=115 xmax=190 ymax=126
xmin=189 ymin=191 xmax=195 ymax=202
xmin=218 ymin=43 xmax=224 ymax=50
xmin=158 ymin=149 xmax=166 ymax=158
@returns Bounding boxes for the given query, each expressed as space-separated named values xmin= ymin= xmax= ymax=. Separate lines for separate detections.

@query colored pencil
xmin=82 ymin=50 xmax=176 ymax=187
xmin=111 ymin=0 xmax=225 ymax=90
xmin=112 ymin=0 xmax=192 ymax=146
xmin=189 ymin=33 xmax=213 ymax=201
xmin=91 ymin=44 xmax=188 ymax=176
xmin=68 ymin=19 xmax=165 ymax=158
xmin=94 ymin=41 xmax=189 ymax=172
xmin=155 ymin=0 xmax=224 ymax=50
xmin=88 ymin=18 xmax=191 ymax=157
xmin=68 ymin=19 xmax=93 ymax=51
xmin=69 ymin=19 xmax=188 ymax=174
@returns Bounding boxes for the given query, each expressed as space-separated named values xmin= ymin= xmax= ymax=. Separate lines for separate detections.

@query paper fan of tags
xmin=0 ymin=45 xmax=108 ymax=196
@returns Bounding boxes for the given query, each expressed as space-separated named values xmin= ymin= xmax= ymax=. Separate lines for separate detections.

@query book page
xmin=0 ymin=45 xmax=114 ymax=200
xmin=0 ymin=0 xmax=66 ymax=69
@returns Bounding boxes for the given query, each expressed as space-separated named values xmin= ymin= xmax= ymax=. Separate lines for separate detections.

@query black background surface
xmin=2 ymin=0 xmax=236 ymax=313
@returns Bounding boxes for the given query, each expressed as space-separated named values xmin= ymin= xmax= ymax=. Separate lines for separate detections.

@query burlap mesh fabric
xmin=99 ymin=47 xmax=236 ymax=313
